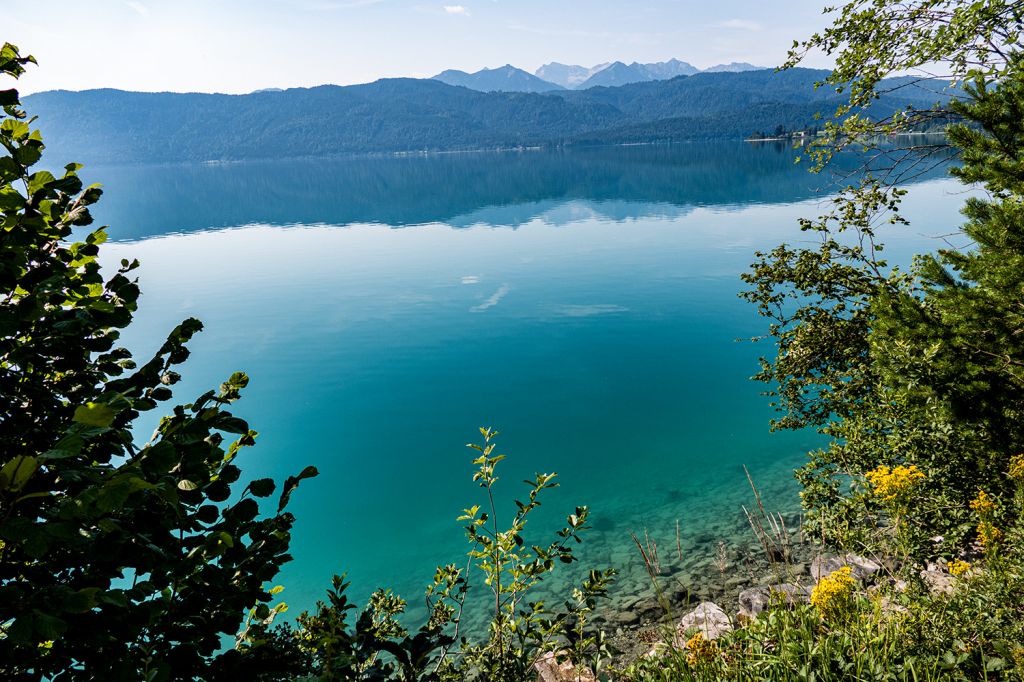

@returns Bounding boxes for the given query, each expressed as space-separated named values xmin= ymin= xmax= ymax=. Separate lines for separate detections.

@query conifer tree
xmin=747 ymin=24 xmax=1024 ymax=551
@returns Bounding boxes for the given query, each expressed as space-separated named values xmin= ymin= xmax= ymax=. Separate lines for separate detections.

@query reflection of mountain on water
xmin=82 ymin=142 xmax=953 ymax=241
xmin=447 ymin=198 xmax=699 ymax=228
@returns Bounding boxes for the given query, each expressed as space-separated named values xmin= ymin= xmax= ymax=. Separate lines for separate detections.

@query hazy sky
xmin=6 ymin=0 xmax=837 ymax=95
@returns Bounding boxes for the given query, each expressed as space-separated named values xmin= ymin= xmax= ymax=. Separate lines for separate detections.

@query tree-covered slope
xmin=560 ymin=69 xmax=947 ymax=121
xmin=24 ymin=69 xmax=952 ymax=163
xmin=26 ymin=79 xmax=626 ymax=162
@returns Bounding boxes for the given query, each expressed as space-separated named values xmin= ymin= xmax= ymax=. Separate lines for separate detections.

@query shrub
xmin=234 ymin=428 xmax=615 ymax=681
xmin=0 ymin=43 xmax=316 ymax=679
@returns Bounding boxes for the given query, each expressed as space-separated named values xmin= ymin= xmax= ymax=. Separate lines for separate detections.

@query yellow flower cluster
xmin=1013 ymin=646 xmax=1024 ymax=672
xmin=865 ymin=464 xmax=925 ymax=502
xmin=947 ymin=559 xmax=971 ymax=577
xmin=977 ymin=521 xmax=1003 ymax=549
xmin=810 ymin=566 xmax=856 ymax=621
xmin=1009 ymin=454 xmax=1024 ymax=483
xmin=684 ymin=631 xmax=719 ymax=667
xmin=970 ymin=490 xmax=1002 ymax=551
xmin=970 ymin=489 xmax=996 ymax=516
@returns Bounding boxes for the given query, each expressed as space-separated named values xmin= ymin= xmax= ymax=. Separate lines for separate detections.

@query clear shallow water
xmin=80 ymin=143 xmax=963 ymax=621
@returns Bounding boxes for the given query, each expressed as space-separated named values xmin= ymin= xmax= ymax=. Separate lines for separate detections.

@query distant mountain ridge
xmin=536 ymin=58 xmax=759 ymax=90
xmin=435 ymin=59 xmax=767 ymax=93
xmin=432 ymin=65 xmax=564 ymax=93
xmin=25 ymin=69 xmax=951 ymax=164
xmin=575 ymin=59 xmax=702 ymax=89
xmin=642 ymin=59 xmax=702 ymax=80
xmin=535 ymin=59 xmax=702 ymax=89
xmin=575 ymin=62 xmax=649 ymax=89
xmin=702 ymin=62 xmax=764 ymax=73
xmin=534 ymin=62 xmax=610 ymax=89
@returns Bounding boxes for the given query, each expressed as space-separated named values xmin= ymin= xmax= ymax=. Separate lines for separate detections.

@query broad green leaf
xmin=26 ymin=169 xmax=55 ymax=195
xmin=72 ymin=402 xmax=118 ymax=428
xmin=0 ymin=185 xmax=25 ymax=210
xmin=0 ymin=456 xmax=38 ymax=492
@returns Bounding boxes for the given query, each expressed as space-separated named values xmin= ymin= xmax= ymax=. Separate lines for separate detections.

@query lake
xmin=80 ymin=142 xmax=961 ymax=623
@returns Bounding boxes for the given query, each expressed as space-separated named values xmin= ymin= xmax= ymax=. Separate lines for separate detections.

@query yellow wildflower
xmin=684 ymin=631 xmax=718 ymax=667
xmin=977 ymin=521 xmax=1003 ymax=549
xmin=970 ymin=490 xmax=996 ymax=516
xmin=1013 ymin=646 xmax=1024 ymax=671
xmin=1009 ymin=454 xmax=1024 ymax=483
xmin=810 ymin=566 xmax=856 ymax=622
xmin=865 ymin=464 xmax=925 ymax=502
xmin=947 ymin=559 xmax=971 ymax=577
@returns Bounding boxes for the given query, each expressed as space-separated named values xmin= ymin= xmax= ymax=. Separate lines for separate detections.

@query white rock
xmin=673 ymin=601 xmax=732 ymax=647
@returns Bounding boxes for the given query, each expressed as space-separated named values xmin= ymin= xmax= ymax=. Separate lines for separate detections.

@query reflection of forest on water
xmin=81 ymin=141 xmax=955 ymax=241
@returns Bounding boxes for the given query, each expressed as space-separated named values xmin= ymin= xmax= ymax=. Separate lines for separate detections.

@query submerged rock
xmin=608 ymin=609 xmax=640 ymax=627
xmin=633 ymin=596 xmax=663 ymax=622
xmin=725 ymin=576 xmax=747 ymax=590
xmin=673 ymin=602 xmax=733 ymax=646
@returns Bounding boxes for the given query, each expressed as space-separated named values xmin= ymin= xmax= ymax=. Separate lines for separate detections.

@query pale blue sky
xmin=6 ymin=0 xmax=836 ymax=94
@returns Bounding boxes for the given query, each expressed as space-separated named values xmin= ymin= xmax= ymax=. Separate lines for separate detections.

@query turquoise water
xmin=82 ymin=143 xmax=961 ymax=621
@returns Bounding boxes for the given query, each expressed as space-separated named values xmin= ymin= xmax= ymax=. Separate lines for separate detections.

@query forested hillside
xmin=24 ymin=68 xmax=950 ymax=163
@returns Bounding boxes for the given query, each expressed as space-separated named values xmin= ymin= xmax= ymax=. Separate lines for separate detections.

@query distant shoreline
xmin=49 ymin=134 xmax=955 ymax=174
xmin=71 ymin=138 xmax=746 ymax=170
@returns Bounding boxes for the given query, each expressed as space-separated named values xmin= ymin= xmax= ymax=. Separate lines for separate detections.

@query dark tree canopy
xmin=746 ymin=3 xmax=1024 ymax=555
xmin=0 ymin=42 xmax=316 ymax=680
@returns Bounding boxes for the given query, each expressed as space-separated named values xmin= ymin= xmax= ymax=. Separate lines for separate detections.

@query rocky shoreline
xmin=590 ymin=525 xmax=853 ymax=664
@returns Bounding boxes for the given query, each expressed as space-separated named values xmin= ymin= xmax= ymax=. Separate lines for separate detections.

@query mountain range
xmin=25 ymin=68 xmax=952 ymax=164
xmin=702 ymin=62 xmax=763 ymax=73
xmin=538 ymin=58 xmax=705 ymax=89
xmin=433 ymin=58 xmax=763 ymax=93
xmin=534 ymin=62 xmax=611 ymax=89
xmin=432 ymin=65 xmax=564 ymax=93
